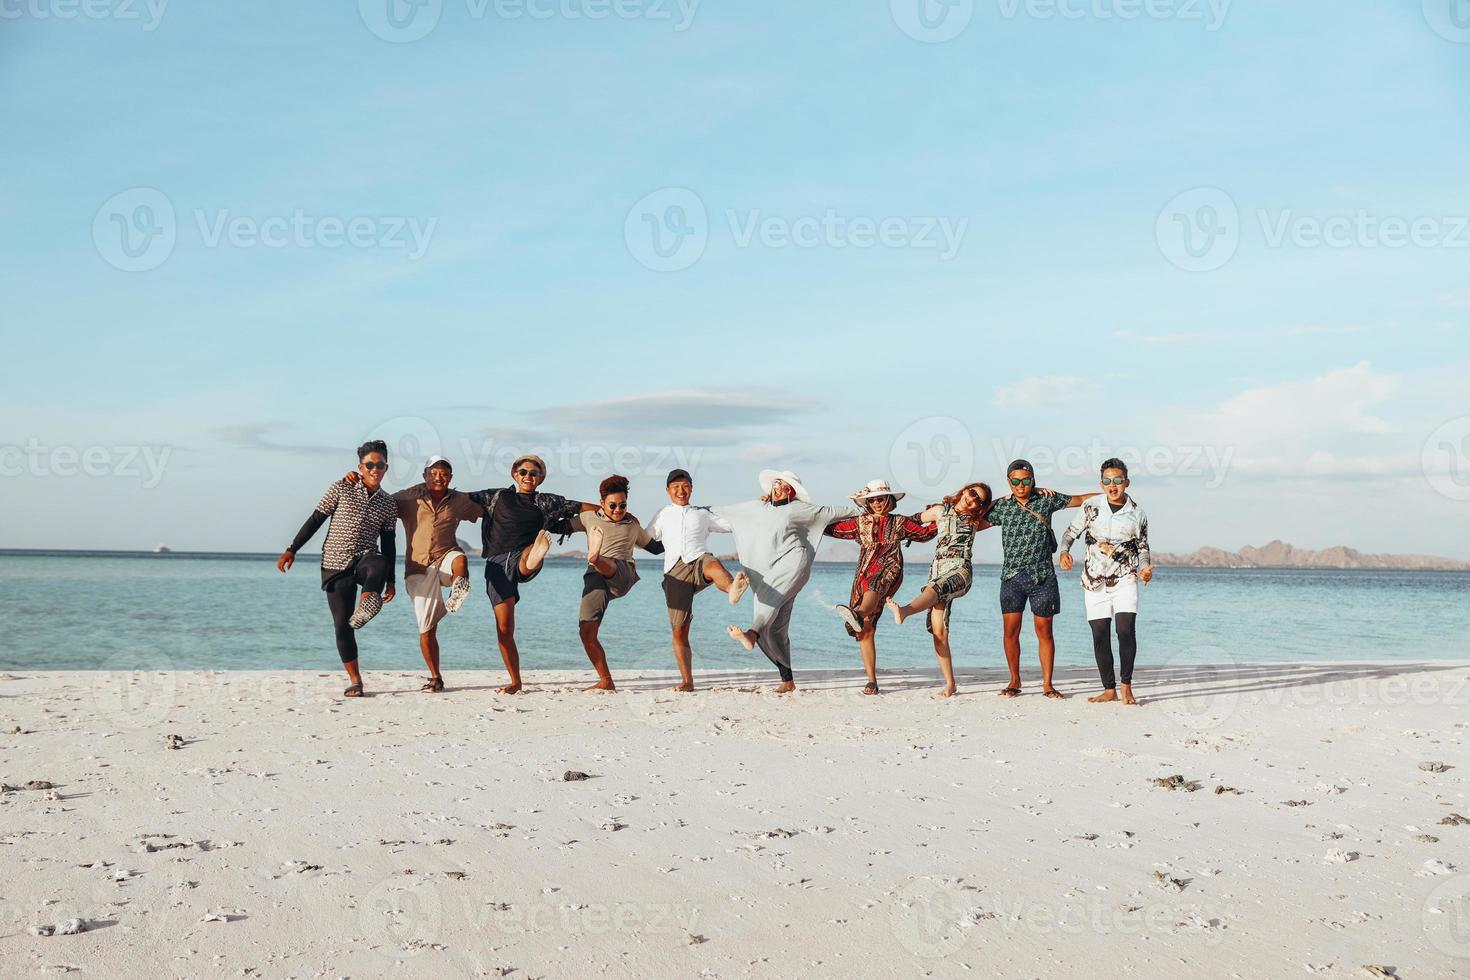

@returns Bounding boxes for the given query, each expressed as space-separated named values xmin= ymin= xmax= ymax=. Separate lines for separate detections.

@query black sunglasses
xmin=1101 ymin=477 xmax=1127 ymax=486
xmin=515 ymin=468 xmax=541 ymax=477
xmin=1009 ymin=477 xmax=1033 ymax=487
xmin=605 ymin=501 xmax=628 ymax=511
xmin=362 ymin=461 xmax=387 ymax=471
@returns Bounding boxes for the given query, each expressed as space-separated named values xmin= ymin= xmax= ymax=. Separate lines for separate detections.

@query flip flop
xmin=1043 ymin=689 xmax=1065 ymax=700
xmin=862 ymin=682 xmax=880 ymax=695
xmin=998 ymin=687 xmax=1021 ymax=697
xmin=421 ymin=676 xmax=444 ymax=693
xmin=343 ymin=683 xmax=365 ymax=698
xmin=835 ymin=604 xmax=862 ymax=633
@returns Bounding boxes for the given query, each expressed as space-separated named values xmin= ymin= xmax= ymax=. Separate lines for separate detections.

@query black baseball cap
xmin=1006 ymin=458 xmax=1035 ymax=477
xmin=666 ymin=468 xmax=693 ymax=485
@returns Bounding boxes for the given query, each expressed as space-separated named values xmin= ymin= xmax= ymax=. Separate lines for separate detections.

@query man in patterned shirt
xmin=1060 ymin=458 xmax=1153 ymax=706
xmin=277 ymin=440 xmax=399 ymax=699
xmin=981 ymin=459 xmax=1098 ymax=700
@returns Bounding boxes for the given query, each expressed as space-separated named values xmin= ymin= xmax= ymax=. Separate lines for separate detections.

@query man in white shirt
xmin=643 ymin=468 xmax=750 ymax=691
xmin=1059 ymin=457 xmax=1154 ymax=706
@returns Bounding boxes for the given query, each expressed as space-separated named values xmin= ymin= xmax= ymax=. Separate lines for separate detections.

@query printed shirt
xmin=466 ymin=486 xmax=581 ymax=557
xmin=393 ymin=483 xmax=481 ymax=578
xmin=643 ymin=504 xmax=733 ymax=573
xmin=293 ymin=480 xmax=399 ymax=574
xmin=982 ymin=493 xmax=1072 ymax=582
xmin=929 ymin=503 xmax=980 ymax=576
xmin=1061 ymin=495 xmax=1152 ymax=590
xmin=825 ymin=513 xmax=936 ymax=582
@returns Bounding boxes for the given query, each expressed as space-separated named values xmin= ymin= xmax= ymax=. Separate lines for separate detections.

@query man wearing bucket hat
xmin=465 ymin=454 xmax=601 ymax=694
xmin=823 ymin=480 xmax=936 ymax=695
xmin=982 ymin=459 xmax=1098 ymax=700
xmin=712 ymin=470 xmax=857 ymax=693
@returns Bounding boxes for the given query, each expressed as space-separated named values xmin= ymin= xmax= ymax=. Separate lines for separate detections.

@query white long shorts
xmin=405 ymin=551 xmax=464 ymax=634
xmin=1083 ymin=577 xmax=1139 ymax=621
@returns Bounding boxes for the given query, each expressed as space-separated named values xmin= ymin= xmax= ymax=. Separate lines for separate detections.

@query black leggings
xmin=1089 ymin=613 xmax=1137 ymax=689
xmin=324 ymin=556 xmax=388 ymax=664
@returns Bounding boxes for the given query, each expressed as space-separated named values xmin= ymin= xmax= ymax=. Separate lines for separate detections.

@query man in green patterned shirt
xmin=983 ymin=459 xmax=1098 ymax=701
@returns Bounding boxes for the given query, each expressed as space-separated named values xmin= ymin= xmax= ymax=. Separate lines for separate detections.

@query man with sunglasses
xmin=465 ymin=455 xmax=601 ymax=695
xmin=278 ymin=440 xmax=398 ymax=699
xmin=983 ymin=459 xmax=1097 ymax=700
xmin=1060 ymin=458 xmax=1153 ymax=706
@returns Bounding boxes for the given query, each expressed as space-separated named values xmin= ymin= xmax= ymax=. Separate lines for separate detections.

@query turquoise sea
xmin=3 ymin=551 xmax=1468 ymax=673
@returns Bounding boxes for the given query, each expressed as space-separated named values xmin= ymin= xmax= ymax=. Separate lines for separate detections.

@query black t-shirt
xmin=470 ymin=486 xmax=578 ymax=556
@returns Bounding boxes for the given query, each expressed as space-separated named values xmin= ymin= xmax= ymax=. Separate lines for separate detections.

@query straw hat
xmin=758 ymin=469 xmax=811 ymax=503
xmin=850 ymin=479 xmax=905 ymax=503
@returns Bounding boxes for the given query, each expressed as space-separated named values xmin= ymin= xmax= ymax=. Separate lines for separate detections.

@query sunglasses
xmin=605 ymin=502 xmax=628 ymax=511
xmin=1009 ymin=477 xmax=1033 ymax=487
xmin=515 ymin=468 xmax=541 ymax=478
xmin=1101 ymin=477 xmax=1127 ymax=486
xmin=362 ymin=461 xmax=387 ymax=471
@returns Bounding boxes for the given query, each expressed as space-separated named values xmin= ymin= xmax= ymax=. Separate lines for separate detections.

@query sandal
xmin=835 ymin=604 xmax=862 ymax=634
xmin=1043 ymin=688 xmax=1066 ymax=700
xmin=343 ymin=683 xmax=365 ymax=698
xmin=998 ymin=687 xmax=1021 ymax=697
xmin=421 ymin=676 xmax=444 ymax=693
xmin=862 ymin=682 xmax=880 ymax=696
xmin=348 ymin=593 xmax=383 ymax=630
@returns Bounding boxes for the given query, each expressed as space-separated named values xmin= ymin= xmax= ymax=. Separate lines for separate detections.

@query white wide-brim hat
xmin=758 ymin=469 xmax=812 ymax=503
xmin=851 ymin=479 xmax=905 ymax=503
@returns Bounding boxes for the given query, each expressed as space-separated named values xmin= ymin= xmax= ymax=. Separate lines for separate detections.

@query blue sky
xmin=3 ymin=0 xmax=1469 ymax=557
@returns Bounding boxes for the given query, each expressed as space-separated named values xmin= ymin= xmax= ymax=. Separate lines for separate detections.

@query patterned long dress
xmin=825 ymin=513 xmax=937 ymax=635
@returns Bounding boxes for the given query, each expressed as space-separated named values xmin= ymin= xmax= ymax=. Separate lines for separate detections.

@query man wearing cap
xmin=466 ymin=454 xmax=599 ymax=694
xmin=642 ymin=468 xmax=750 ymax=692
xmin=394 ymin=457 xmax=481 ymax=693
xmin=982 ymin=459 xmax=1098 ymax=700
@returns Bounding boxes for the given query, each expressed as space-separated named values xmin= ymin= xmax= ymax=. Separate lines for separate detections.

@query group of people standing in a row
xmin=277 ymin=443 xmax=1154 ymax=704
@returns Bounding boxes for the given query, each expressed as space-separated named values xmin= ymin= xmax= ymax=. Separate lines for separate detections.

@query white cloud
xmin=1211 ymin=361 xmax=1399 ymax=439
xmin=992 ymin=375 xmax=1100 ymax=409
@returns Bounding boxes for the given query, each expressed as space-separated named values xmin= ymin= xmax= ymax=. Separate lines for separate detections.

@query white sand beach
xmin=2 ymin=663 xmax=1468 ymax=978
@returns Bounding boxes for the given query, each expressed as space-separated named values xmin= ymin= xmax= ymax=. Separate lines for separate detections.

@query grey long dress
xmin=711 ymin=499 xmax=857 ymax=681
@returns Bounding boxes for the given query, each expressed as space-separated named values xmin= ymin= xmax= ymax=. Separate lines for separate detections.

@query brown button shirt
xmin=393 ymin=483 xmax=482 ymax=578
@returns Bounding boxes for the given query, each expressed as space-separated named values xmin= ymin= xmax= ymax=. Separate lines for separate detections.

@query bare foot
xmin=998 ymin=686 xmax=1021 ymax=698
xmin=936 ymin=685 xmax=957 ymax=698
xmin=1120 ymin=684 xmax=1139 ymax=706
xmin=524 ymin=530 xmax=552 ymax=573
xmin=496 ymin=682 xmax=524 ymax=695
xmin=772 ymin=681 xmax=796 ymax=694
xmin=586 ymin=526 xmax=604 ymax=566
xmin=583 ymin=679 xmax=616 ymax=693
xmin=726 ymin=625 xmax=756 ymax=651
xmin=670 ymin=682 xmax=695 ymax=693
xmin=1088 ymin=689 xmax=1119 ymax=703
xmin=886 ymin=597 xmax=906 ymax=625
xmin=729 ymin=571 xmax=749 ymax=605
xmin=1043 ymin=687 xmax=1065 ymax=700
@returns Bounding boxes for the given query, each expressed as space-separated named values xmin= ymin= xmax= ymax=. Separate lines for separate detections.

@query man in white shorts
xmin=1059 ymin=457 xmax=1153 ymax=705
xmin=395 ymin=456 xmax=481 ymax=693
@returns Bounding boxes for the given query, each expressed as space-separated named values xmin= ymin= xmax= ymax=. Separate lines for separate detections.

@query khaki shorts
xmin=662 ymin=553 xmax=715 ymax=627
xmin=405 ymin=551 xmax=464 ymax=634
xmin=578 ymin=558 xmax=639 ymax=623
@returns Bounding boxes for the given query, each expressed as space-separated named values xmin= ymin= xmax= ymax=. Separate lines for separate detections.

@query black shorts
xmin=999 ymin=570 xmax=1061 ymax=618
xmin=485 ymin=550 xmax=542 ymax=607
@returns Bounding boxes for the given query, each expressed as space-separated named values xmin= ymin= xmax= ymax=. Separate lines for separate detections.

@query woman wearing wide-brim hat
xmin=823 ymin=480 xmax=936 ymax=695
xmin=711 ymin=470 xmax=857 ymax=694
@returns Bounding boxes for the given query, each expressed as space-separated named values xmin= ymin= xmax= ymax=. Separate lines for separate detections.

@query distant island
xmin=1153 ymin=540 xmax=1470 ymax=571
